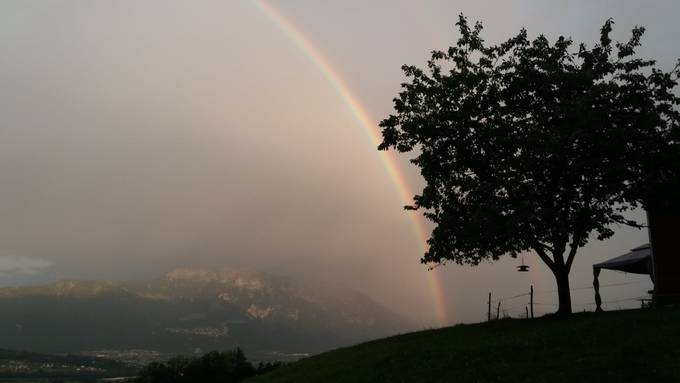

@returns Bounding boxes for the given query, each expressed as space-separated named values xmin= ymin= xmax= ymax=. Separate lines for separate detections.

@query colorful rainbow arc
xmin=251 ymin=0 xmax=449 ymax=327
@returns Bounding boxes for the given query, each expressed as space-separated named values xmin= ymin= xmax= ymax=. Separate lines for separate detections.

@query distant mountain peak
xmin=164 ymin=268 xmax=217 ymax=282
xmin=164 ymin=267 xmax=269 ymax=292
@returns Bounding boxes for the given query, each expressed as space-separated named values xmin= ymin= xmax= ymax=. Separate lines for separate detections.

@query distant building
xmin=647 ymin=202 xmax=680 ymax=305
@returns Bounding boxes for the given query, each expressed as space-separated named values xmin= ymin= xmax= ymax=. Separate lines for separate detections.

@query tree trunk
xmin=553 ymin=268 xmax=572 ymax=315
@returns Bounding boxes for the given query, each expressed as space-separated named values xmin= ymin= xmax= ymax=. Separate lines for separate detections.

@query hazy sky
xmin=0 ymin=0 xmax=677 ymax=326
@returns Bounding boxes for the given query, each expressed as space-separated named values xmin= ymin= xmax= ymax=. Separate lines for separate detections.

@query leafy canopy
xmin=379 ymin=15 xmax=680 ymax=270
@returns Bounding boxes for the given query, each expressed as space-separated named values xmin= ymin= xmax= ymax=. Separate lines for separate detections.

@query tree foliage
xmin=379 ymin=15 xmax=680 ymax=313
xmin=133 ymin=348 xmax=278 ymax=383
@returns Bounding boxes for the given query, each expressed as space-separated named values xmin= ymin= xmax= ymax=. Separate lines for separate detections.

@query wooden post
xmin=488 ymin=292 xmax=492 ymax=322
xmin=530 ymin=285 xmax=534 ymax=319
xmin=496 ymin=301 xmax=501 ymax=320
xmin=525 ymin=306 xmax=529 ymax=319
xmin=486 ymin=293 xmax=491 ymax=322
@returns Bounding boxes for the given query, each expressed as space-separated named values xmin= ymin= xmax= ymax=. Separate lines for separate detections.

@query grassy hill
xmin=248 ymin=308 xmax=680 ymax=383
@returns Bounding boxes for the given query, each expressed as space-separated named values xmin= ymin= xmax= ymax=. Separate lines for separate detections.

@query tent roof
xmin=593 ymin=243 xmax=652 ymax=275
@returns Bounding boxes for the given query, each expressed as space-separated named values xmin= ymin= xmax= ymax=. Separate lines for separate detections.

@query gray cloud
xmin=0 ymin=255 xmax=53 ymax=277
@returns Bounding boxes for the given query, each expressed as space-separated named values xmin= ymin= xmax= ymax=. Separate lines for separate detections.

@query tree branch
xmin=535 ymin=241 xmax=555 ymax=254
xmin=532 ymin=242 xmax=556 ymax=272
xmin=565 ymin=237 xmax=579 ymax=272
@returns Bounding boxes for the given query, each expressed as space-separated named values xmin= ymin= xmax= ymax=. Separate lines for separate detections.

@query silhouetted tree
xmin=134 ymin=348 xmax=256 ymax=383
xmin=257 ymin=361 xmax=284 ymax=374
xmin=379 ymin=15 xmax=680 ymax=315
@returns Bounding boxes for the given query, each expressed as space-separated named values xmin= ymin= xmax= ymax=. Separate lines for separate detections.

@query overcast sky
xmin=0 ymin=0 xmax=677 ymax=326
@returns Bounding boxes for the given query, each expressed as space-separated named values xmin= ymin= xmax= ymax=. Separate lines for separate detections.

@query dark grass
xmin=248 ymin=308 xmax=680 ymax=383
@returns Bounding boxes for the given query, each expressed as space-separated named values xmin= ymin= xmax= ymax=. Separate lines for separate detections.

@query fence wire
xmin=487 ymin=281 xmax=652 ymax=320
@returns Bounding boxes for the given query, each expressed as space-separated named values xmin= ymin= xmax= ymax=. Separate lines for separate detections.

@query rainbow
xmin=251 ymin=0 xmax=449 ymax=327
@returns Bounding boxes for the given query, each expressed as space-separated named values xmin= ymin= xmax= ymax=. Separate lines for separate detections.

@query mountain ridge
xmin=0 ymin=266 xmax=409 ymax=360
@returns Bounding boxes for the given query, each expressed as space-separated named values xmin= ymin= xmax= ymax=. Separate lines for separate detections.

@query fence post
xmin=530 ymin=285 xmax=534 ymax=319
xmin=525 ymin=306 xmax=529 ymax=319
xmin=496 ymin=301 xmax=501 ymax=320
xmin=488 ymin=292 xmax=491 ymax=322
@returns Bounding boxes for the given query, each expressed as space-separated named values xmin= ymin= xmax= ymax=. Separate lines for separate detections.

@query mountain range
xmin=0 ymin=267 xmax=409 ymax=361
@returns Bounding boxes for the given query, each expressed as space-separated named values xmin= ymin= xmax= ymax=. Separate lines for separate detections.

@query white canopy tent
xmin=592 ymin=244 xmax=654 ymax=311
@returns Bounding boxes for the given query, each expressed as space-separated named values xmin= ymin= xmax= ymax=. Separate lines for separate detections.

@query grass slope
xmin=249 ymin=308 xmax=680 ymax=383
